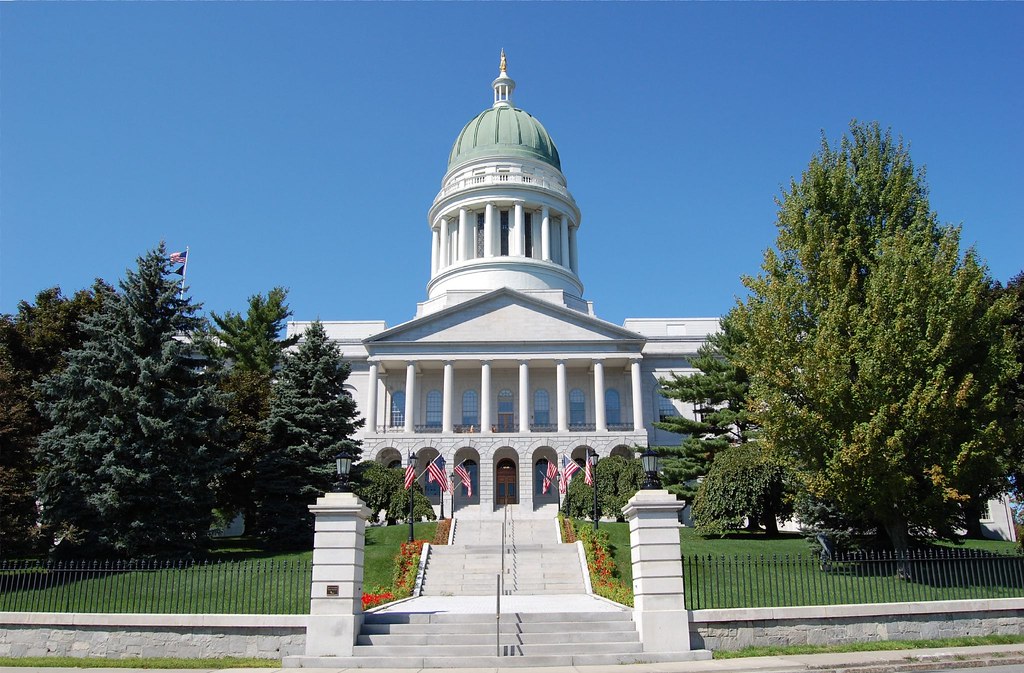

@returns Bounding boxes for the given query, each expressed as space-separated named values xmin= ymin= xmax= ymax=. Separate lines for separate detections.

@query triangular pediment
xmin=365 ymin=289 xmax=644 ymax=348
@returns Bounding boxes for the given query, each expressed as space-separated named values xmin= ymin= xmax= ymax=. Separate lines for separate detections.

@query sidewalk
xmin=2 ymin=643 xmax=1024 ymax=673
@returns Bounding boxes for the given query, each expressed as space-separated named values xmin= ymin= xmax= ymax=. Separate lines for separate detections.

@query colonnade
xmin=363 ymin=358 xmax=644 ymax=435
xmin=430 ymin=204 xmax=578 ymax=275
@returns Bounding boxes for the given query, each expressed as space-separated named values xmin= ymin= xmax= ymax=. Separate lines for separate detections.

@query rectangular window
xmin=476 ymin=212 xmax=485 ymax=258
xmin=524 ymin=212 xmax=533 ymax=258
xmin=500 ymin=210 xmax=510 ymax=256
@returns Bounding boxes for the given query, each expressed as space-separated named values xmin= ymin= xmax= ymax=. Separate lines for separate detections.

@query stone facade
xmin=0 ymin=614 xmax=306 ymax=658
xmin=689 ymin=598 xmax=1024 ymax=651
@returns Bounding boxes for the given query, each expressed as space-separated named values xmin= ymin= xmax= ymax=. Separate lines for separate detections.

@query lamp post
xmin=334 ymin=448 xmax=354 ymax=493
xmin=641 ymin=448 xmax=661 ymax=490
xmin=407 ymin=451 xmax=418 ymax=543
xmin=589 ymin=449 xmax=599 ymax=531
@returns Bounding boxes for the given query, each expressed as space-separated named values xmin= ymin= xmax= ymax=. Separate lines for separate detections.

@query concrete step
xmin=357 ymin=629 xmax=639 ymax=646
xmin=285 ymin=650 xmax=712 ymax=669
xmin=360 ymin=619 xmax=635 ymax=635
xmin=350 ymin=640 xmax=644 ymax=658
xmin=363 ymin=610 xmax=627 ymax=625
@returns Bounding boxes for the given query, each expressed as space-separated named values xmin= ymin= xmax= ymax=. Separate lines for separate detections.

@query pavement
xmin=2 ymin=643 xmax=1024 ymax=673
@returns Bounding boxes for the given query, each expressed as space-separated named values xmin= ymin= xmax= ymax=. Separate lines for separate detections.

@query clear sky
xmin=2 ymin=3 xmax=1021 ymax=329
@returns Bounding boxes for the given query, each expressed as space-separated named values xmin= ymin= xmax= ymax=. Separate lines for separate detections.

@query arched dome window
xmin=462 ymin=390 xmax=479 ymax=429
xmin=569 ymin=388 xmax=586 ymax=427
xmin=426 ymin=390 xmax=442 ymax=428
xmin=534 ymin=389 xmax=550 ymax=427
xmin=605 ymin=389 xmax=621 ymax=425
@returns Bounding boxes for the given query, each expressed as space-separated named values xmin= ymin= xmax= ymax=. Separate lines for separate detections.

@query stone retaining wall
xmin=690 ymin=598 xmax=1024 ymax=651
xmin=0 ymin=614 xmax=306 ymax=659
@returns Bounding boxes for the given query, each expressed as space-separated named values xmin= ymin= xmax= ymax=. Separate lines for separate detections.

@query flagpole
xmin=179 ymin=245 xmax=189 ymax=299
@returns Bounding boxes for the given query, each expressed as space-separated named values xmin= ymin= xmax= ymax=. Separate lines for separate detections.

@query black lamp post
xmin=589 ymin=449 xmax=599 ymax=531
xmin=407 ymin=451 xmax=418 ymax=543
xmin=641 ymin=448 xmax=661 ymax=490
xmin=450 ymin=471 xmax=456 ymax=519
xmin=334 ymin=448 xmax=354 ymax=493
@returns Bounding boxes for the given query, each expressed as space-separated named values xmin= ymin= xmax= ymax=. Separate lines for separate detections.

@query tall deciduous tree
xmin=35 ymin=245 xmax=225 ymax=558
xmin=736 ymin=122 xmax=1019 ymax=552
xmin=254 ymin=321 xmax=363 ymax=548
xmin=655 ymin=314 xmax=755 ymax=505
xmin=0 ymin=282 xmax=114 ymax=556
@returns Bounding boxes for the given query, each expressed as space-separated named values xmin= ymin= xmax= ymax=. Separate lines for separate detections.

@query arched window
xmin=387 ymin=459 xmax=402 ymax=469
xmin=462 ymin=390 xmax=479 ymax=428
xmin=658 ymin=394 xmax=679 ymax=422
xmin=569 ymin=388 xmax=586 ymax=427
xmin=534 ymin=389 xmax=550 ymax=427
xmin=497 ymin=388 xmax=514 ymax=432
xmin=458 ymin=459 xmax=478 ymax=498
xmin=535 ymin=458 xmax=555 ymax=495
xmin=605 ymin=389 xmax=621 ymax=425
xmin=426 ymin=390 xmax=442 ymax=428
xmin=390 ymin=391 xmax=405 ymax=427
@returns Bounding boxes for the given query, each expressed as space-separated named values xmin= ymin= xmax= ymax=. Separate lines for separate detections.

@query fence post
xmin=622 ymin=489 xmax=693 ymax=653
xmin=302 ymin=491 xmax=371 ymax=658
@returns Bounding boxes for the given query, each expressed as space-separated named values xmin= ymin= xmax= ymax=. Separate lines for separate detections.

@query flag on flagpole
xmin=455 ymin=462 xmax=473 ymax=497
xmin=404 ymin=462 xmax=416 ymax=490
xmin=427 ymin=455 xmax=449 ymax=492
xmin=169 ymin=251 xmax=187 ymax=265
xmin=584 ymin=457 xmax=594 ymax=486
xmin=559 ymin=455 xmax=580 ymax=494
xmin=542 ymin=460 xmax=557 ymax=495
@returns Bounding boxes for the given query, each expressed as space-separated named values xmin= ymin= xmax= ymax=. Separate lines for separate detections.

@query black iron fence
xmin=0 ymin=559 xmax=311 ymax=614
xmin=683 ymin=548 xmax=1024 ymax=610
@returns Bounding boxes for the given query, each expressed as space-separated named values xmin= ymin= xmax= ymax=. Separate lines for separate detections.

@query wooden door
xmin=495 ymin=459 xmax=518 ymax=505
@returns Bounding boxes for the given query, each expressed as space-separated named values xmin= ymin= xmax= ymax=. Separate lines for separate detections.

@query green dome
xmin=448 ymin=106 xmax=561 ymax=171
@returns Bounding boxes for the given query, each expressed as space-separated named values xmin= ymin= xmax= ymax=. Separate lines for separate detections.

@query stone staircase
xmin=421 ymin=517 xmax=585 ymax=596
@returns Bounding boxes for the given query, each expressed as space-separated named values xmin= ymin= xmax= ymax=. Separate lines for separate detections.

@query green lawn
xmin=577 ymin=520 xmax=1023 ymax=610
xmin=0 ymin=522 xmax=437 ymax=614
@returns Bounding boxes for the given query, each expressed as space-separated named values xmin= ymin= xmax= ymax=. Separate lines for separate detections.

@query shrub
xmin=573 ymin=521 xmax=633 ymax=607
xmin=392 ymin=540 xmax=425 ymax=598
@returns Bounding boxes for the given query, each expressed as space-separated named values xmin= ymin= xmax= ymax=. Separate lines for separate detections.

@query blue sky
xmin=2 ymin=3 xmax=1021 ymax=329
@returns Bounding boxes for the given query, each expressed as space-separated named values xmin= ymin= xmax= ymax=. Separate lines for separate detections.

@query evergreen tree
xmin=654 ymin=314 xmax=755 ymax=504
xmin=198 ymin=287 xmax=298 ymax=527
xmin=0 ymin=282 xmax=114 ymax=555
xmin=35 ymin=246 xmax=225 ymax=558
xmin=736 ymin=122 xmax=1019 ymax=552
xmin=254 ymin=320 xmax=363 ymax=548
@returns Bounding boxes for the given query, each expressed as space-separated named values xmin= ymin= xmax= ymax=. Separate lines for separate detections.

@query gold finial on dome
xmin=499 ymin=49 xmax=507 ymax=74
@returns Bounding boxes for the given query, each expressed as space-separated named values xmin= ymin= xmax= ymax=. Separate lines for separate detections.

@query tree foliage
xmin=735 ymin=121 xmax=1020 ymax=551
xmin=691 ymin=444 xmax=794 ymax=536
xmin=999 ymin=271 xmax=1024 ymax=505
xmin=655 ymin=314 xmax=755 ymax=503
xmin=561 ymin=456 xmax=643 ymax=521
xmin=198 ymin=287 xmax=298 ymax=529
xmin=35 ymin=245 xmax=225 ymax=558
xmin=253 ymin=320 xmax=363 ymax=548
xmin=352 ymin=461 xmax=436 ymax=525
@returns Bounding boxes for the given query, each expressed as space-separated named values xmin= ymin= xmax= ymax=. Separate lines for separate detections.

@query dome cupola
xmin=420 ymin=53 xmax=586 ymax=318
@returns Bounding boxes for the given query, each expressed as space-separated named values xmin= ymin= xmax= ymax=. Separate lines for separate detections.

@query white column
xmin=404 ymin=362 xmax=416 ymax=433
xmin=442 ymin=361 xmax=454 ymax=433
xmin=569 ymin=225 xmax=579 ymax=274
xmin=556 ymin=360 xmax=568 ymax=433
xmin=480 ymin=361 xmax=492 ymax=434
xmin=458 ymin=208 xmax=469 ymax=261
xmin=519 ymin=360 xmax=530 ymax=433
xmin=594 ymin=359 xmax=607 ymax=432
xmin=631 ymin=358 xmax=644 ymax=431
xmin=430 ymin=228 xmax=439 ymax=275
xmin=559 ymin=215 xmax=570 ymax=269
xmin=541 ymin=207 xmax=551 ymax=261
xmin=514 ymin=202 xmax=525 ymax=257
xmin=439 ymin=217 xmax=450 ymax=269
xmin=485 ymin=203 xmax=495 ymax=258
xmin=365 ymin=362 xmax=379 ymax=433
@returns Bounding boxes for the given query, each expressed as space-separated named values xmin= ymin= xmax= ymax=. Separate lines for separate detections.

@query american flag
xmin=455 ymin=462 xmax=473 ymax=497
xmin=404 ymin=462 xmax=416 ymax=490
xmin=559 ymin=455 xmax=580 ymax=494
xmin=584 ymin=456 xmax=595 ymax=486
xmin=169 ymin=250 xmax=187 ymax=265
xmin=427 ymin=456 xmax=449 ymax=492
xmin=542 ymin=460 xmax=557 ymax=494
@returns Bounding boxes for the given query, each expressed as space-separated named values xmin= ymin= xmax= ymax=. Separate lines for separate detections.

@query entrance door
xmin=495 ymin=458 xmax=518 ymax=505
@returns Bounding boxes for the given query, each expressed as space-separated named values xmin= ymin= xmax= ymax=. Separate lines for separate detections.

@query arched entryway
xmin=495 ymin=458 xmax=518 ymax=505
xmin=532 ymin=447 xmax=559 ymax=508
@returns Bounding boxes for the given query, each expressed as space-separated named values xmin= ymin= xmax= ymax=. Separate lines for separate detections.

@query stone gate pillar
xmin=622 ymin=489 xmax=689 ymax=653
xmin=305 ymin=491 xmax=371 ymax=657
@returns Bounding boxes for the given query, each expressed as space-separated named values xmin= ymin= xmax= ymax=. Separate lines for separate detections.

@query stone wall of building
xmin=690 ymin=598 xmax=1024 ymax=651
xmin=0 ymin=613 xmax=306 ymax=659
